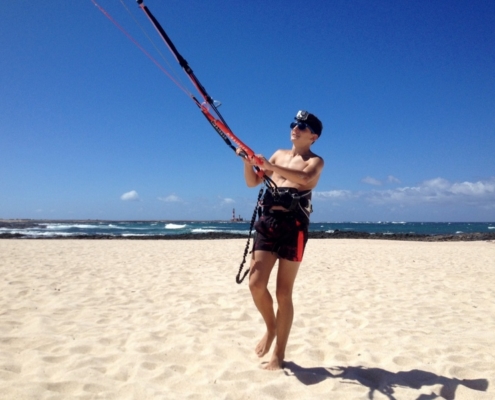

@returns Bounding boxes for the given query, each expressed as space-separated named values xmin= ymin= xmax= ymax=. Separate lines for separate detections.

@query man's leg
xmin=264 ymin=258 xmax=300 ymax=370
xmin=249 ymin=250 xmax=278 ymax=357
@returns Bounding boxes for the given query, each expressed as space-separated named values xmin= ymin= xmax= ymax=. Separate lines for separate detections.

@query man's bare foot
xmin=262 ymin=354 xmax=284 ymax=370
xmin=255 ymin=330 xmax=276 ymax=358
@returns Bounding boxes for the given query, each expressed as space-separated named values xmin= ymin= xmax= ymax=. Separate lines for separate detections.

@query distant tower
xmin=232 ymin=208 xmax=235 ymax=221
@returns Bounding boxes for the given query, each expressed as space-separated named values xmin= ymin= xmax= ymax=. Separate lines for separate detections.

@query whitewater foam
xmin=42 ymin=223 xmax=108 ymax=230
xmin=165 ymin=223 xmax=187 ymax=229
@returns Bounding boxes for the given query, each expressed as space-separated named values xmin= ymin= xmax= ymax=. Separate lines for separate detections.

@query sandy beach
xmin=1 ymin=239 xmax=494 ymax=399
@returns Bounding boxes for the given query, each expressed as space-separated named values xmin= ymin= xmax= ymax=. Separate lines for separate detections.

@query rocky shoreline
xmin=1 ymin=220 xmax=494 ymax=242
xmin=308 ymin=230 xmax=495 ymax=242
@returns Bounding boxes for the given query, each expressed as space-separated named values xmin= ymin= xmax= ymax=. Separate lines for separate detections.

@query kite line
xmin=92 ymin=0 xmax=276 ymax=283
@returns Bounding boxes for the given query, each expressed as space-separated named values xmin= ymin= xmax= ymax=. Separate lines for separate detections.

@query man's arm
xmin=237 ymin=149 xmax=274 ymax=187
xmin=241 ymin=161 xmax=263 ymax=187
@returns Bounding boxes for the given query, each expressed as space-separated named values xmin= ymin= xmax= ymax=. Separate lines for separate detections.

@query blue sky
xmin=1 ymin=0 xmax=494 ymax=222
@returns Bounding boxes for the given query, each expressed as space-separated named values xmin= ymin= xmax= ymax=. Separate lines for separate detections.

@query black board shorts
xmin=252 ymin=211 xmax=309 ymax=262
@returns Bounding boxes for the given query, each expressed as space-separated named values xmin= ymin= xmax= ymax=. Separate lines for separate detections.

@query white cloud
xmin=450 ymin=180 xmax=495 ymax=196
xmin=221 ymin=198 xmax=235 ymax=205
xmin=158 ymin=194 xmax=181 ymax=203
xmin=362 ymin=176 xmax=382 ymax=186
xmin=314 ymin=190 xmax=353 ymax=199
xmin=367 ymin=177 xmax=495 ymax=207
xmin=121 ymin=190 xmax=140 ymax=201
xmin=315 ymin=177 xmax=495 ymax=210
xmin=387 ymin=175 xmax=401 ymax=184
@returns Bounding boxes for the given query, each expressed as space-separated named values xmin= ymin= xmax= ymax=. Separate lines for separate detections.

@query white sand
xmin=0 ymin=239 xmax=494 ymax=399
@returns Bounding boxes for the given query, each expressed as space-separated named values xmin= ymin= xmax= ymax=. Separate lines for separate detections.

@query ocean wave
xmin=42 ymin=223 xmax=152 ymax=231
xmin=14 ymin=230 xmax=83 ymax=237
xmin=227 ymin=230 xmax=250 ymax=235
xmin=165 ymin=223 xmax=187 ymax=229
xmin=191 ymin=228 xmax=249 ymax=235
xmin=108 ymin=224 xmax=128 ymax=229
xmin=122 ymin=233 xmax=159 ymax=237
xmin=489 ymin=226 xmax=495 ymax=229
xmin=43 ymin=224 xmax=105 ymax=230
xmin=0 ymin=229 xmax=29 ymax=234
xmin=115 ymin=225 xmax=156 ymax=231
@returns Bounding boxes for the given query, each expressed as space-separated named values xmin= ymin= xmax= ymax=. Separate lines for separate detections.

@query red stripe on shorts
xmin=296 ymin=229 xmax=304 ymax=261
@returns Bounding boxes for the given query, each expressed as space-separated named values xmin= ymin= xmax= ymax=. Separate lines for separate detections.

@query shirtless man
xmin=237 ymin=110 xmax=324 ymax=370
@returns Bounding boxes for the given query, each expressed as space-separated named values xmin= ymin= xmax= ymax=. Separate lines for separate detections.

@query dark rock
xmin=308 ymin=231 xmax=495 ymax=242
xmin=1 ymin=220 xmax=494 ymax=242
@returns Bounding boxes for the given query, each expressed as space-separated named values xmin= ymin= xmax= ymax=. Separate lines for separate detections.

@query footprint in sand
xmin=69 ymin=345 xmax=92 ymax=354
xmin=42 ymin=355 xmax=69 ymax=364
xmin=141 ymin=362 xmax=158 ymax=371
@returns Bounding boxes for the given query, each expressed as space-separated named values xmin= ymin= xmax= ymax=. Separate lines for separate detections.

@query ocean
xmin=1 ymin=220 xmax=494 ymax=238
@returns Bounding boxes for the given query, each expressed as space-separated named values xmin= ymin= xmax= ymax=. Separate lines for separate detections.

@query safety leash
xmin=236 ymin=187 xmax=264 ymax=284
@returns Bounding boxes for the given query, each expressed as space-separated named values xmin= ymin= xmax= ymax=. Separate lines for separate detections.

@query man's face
xmin=290 ymin=122 xmax=318 ymax=144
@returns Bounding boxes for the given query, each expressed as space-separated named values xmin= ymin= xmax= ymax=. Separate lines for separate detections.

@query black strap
xmin=236 ymin=187 xmax=264 ymax=284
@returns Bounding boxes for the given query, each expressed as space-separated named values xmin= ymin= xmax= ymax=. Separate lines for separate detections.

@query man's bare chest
xmin=277 ymin=155 xmax=308 ymax=170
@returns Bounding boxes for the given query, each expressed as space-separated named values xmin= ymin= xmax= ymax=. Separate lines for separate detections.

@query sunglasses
xmin=290 ymin=121 xmax=315 ymax=134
